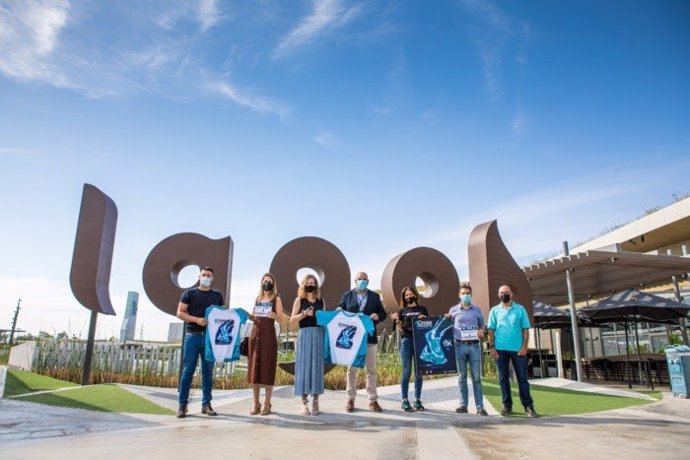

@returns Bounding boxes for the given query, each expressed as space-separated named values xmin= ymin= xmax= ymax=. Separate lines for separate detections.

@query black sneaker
xmin=177 ymin=404 xmax=188 ymax=418
xmin=525 ymin=406 xmax=539 ymax=418
xmin=500 ymin=406 xmax=512 ymax=416
xmin=455 ymin=405 xmax=468 ymax=413
xmin=401 ymin=399 xmax=414 ymax=412
xmin=413 ymin=400 xmax=425 ymax=411
xmin=477 ymin=407 xmax=488 ymax=416
xmin=201 ymin=403 xmax=218 ymax=416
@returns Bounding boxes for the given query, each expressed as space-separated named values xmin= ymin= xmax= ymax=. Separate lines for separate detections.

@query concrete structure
xmin=119 ymin=291 xmax=139 ymax=343
xmin=572 ymin=196 xmax=690 ymax=255
xmin=8 ymin=341 xmax=35 ymax=371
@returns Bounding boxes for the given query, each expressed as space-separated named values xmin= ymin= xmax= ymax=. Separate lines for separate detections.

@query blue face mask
xmin=461 ymin=294 xmax=472 ymax=305
xmin=357 ymin=279 xmax=369 ymax=290
xmin=199 ymin=276 xmax=212 ymax=288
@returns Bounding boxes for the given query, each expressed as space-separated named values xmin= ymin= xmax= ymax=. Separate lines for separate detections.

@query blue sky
xmin=1 ymin=0 xmax=689 ymax=341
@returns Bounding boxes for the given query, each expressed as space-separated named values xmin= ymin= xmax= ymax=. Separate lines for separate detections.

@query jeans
xmin=496 ymin=350 xmax=533 ymax=409
xmin=400 ymin=337 xmax=422 ymax=400
xmin=178 ymin=332 xmax=214 ymax=405
xmin=454 ymin=341 xmax=484 ymax=409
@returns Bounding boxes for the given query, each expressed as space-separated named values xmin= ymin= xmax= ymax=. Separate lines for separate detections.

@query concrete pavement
xmin=2 ymin=376 xmax=689 ymax=459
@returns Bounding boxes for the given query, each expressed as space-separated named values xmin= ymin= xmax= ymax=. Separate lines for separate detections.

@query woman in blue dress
xmin=290 ymin=274 xmax=325 ymax=415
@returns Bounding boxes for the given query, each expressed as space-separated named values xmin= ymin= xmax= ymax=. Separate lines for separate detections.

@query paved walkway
xmin=2 ymin=376 xmax=689 ymax=459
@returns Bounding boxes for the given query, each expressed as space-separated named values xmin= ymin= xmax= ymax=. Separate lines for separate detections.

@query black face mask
xmin=406 ymin=297 xmax=416 ymax=305
xmin=262 ymin=282 xmax=274 ymax=292
xmin=304 ymin=285 xmax=316 ymax=293
xmin=501 ymin=293 xmax=511 ymax=303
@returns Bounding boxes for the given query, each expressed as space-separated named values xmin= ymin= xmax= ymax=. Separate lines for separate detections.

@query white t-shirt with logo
xmin=316 ymin=310 xmax=374 ymax=368
xmin=204 ymin=306 xmax=249 ymax=362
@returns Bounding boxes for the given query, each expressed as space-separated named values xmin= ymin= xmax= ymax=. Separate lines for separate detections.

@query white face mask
xmin=199 ymin=276 xmax=212 ymax=287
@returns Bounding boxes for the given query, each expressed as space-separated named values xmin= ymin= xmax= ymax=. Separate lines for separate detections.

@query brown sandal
xmin=260 ymin=402 xmax=272 ymax=416
xmin=249 ymin=404 xmax=261 ymax=415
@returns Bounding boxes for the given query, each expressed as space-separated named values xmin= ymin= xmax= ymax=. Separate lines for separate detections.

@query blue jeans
xmin=454 ymin=341 xmax=484 ymax=409
xmin=496 ymin=350 xmax=533 ymax=410
xmin=400 ymin=337 xmax=422 ymax=400
xmin=178 ymin=332 xmax=214 ymax=405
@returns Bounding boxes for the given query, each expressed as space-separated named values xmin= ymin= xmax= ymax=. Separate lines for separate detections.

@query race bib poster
xmin=412 ymin=315 xmax=457 ymax=375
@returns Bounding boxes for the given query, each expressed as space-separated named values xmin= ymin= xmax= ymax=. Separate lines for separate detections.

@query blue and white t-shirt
xmin=316 ymin=310 xmax=375 ymax=368
xmin=204 ymin=305 xmax=249 ymax=363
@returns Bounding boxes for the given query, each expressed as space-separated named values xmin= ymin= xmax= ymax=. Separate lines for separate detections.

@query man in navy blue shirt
xmin=176 ymin=266 xmax=224 ymax=418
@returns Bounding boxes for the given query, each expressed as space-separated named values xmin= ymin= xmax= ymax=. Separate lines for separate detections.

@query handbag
xmin=240 ymin=337 xmax=249 ymax=356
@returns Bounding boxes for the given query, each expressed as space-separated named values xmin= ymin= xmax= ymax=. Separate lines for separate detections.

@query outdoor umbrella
xmin=580 ymin=289 xmax=690 ymax=388
xmin=532 ymin=301 xmax=604 ymax=378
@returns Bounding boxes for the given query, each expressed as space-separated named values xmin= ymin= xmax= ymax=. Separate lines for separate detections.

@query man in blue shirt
xmin=447 ymin=283 xmax=487 ymax=416
xmin=487 ymin=284 xmax=538 ymax=418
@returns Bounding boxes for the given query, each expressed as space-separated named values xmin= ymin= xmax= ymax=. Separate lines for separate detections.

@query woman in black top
xmin=391 ymin=286 xmax=428 ymax=412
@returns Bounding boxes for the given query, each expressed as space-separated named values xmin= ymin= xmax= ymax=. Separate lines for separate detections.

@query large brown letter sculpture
xmin=468 ymin=220 xmax=533 ymax=320
xmin=70 ymin=184 xmax=118 ymax=316
xmin=269 ymin=236 xmax=350 ymax=314
xmin=143 ymin=233 xmax=233 ymax=316
xmin=69 ymin=183 xmax=118 ymax=385
xmin=381 ymin=247 xmax=460 ymax=316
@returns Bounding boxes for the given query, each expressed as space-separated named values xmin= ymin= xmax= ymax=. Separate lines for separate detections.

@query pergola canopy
xmin=524 ymin=250 xmax=690 ymax=306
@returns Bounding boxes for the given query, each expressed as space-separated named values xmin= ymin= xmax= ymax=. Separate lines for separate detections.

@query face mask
xmin=262 ymin=282 xmax=274 ymax=292
xmin=199 ymin=277 xmax=212 ymax=288
xmin=357 ymin=279 xmax=369 ymax=290
xmin=405 ymin=297 xmax=416 ymax=305
xmin=304 ymin=285 xmax=316 ymax=293
xmin=461 ymin=294 xmax=472 ymax=305
xmin=501 ymin=293 xmax=511 ymax=303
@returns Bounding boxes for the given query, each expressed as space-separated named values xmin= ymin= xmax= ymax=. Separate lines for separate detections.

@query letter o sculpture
xmin=269 ymin=236 xmax=351 ymax=314
xmin=381 ymin=247 xmax=460 ymax=317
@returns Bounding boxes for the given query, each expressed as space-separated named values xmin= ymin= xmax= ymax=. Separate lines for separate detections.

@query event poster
xmin=412 ymin=315 xmax=457 ymax=375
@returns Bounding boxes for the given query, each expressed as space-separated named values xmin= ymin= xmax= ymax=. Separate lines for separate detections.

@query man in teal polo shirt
xmin=487 ymin=285 xmax=538 ymax=418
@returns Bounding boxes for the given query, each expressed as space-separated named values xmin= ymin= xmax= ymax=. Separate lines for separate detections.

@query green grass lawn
xmin=6 ymin=369 xmax=174 ymax=416
xmin=4 ymin=368 xmax=78 ymax=397
xmin=482 ymin=379 xmax=655 ymax=417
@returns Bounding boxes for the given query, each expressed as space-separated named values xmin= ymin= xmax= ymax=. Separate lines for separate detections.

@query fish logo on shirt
xmin=420 ymin=318 xmax=453 ymax=365
xmin=215 ymin=319 xmax=234 ymax=345
xmin=336 ymin=325 xmax=357 ymax=349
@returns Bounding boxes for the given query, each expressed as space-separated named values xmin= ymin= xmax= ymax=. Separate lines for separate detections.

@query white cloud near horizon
xmin=273 ymin=0 xmax=362 ymax=58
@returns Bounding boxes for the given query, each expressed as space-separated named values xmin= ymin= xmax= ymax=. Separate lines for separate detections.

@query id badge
xmin=461 ymin=327 xmax=478 ymax=340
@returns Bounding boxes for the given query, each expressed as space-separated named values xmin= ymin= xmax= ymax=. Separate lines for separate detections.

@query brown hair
xmin=256 ymin=272 xmax=278 ymax=302
xmin=399 ymin=286 xmax=419 ymax=307
xmin=459 ymin=282 xmax=472 ymax=293
xmin=297 ymin=274 xmax=321 ymax=300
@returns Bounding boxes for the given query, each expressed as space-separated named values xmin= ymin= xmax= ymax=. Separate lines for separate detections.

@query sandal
xmin=311 ymin=399 xmax=320 ymax=416
xmin=260 ymin=402 xmax=272 ymax=416
xmin=301 ymin=400 xmax=311 ymax=416
xmin=249 ymin=403 xmax=261 ymax=415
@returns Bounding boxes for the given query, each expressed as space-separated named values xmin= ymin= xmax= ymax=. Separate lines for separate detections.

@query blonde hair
xmin=297 ymin=274 xmax=321 ymax=299
xmin=256 ymin=272 xmax=278 ymax=302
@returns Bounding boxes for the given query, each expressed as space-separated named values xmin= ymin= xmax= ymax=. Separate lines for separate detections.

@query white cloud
xmin=511 ymin=111 xmax=526 ymax=134
xmin=370 ymin=104 xmax=392 ymax=116
xmin=312 ymin=131 xmax=335 ymax=147
xmin=206 ymin=79 xmax=289 ymax=117
xmin=273 ymin=0 xmax=362 ymax=58
xmin=0 ymin=0 xmax=71 ymax=83
xmin=197 ymin=0 xmax=221 ymax=31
